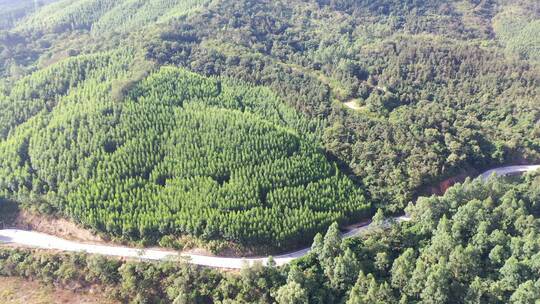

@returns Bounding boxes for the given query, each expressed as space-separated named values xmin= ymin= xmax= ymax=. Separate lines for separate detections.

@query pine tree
xmin=310 ymin=233 xmax=323 ymax=257
xmin=391 ymin=248 xmax=416 ymax=291
xmin=330 ymin=248 xmax=359 ymax=292
xmin=275 ymin=281 xmax=308 ymax=304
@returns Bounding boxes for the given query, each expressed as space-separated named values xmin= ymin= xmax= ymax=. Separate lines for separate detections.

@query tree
xmin=420 ymin=261 xmax=451 ymax=304
xmin=267 ymin=256 xmax=276 ymax=268
xmin=348 ymin=271 xmax=396 ymax=304
xmin=330 ymin=248 xmax=359 ymax=292
xmin=374 ymin=252 xmax=390 ymax=273
xmin=320 ymin=222 xmax=342 ymax=269
xmin=275 ymin=281 xmax=308 ymax=304
xmin=372 ymin=208 xmax=385 ymax=226
xmin=509 ymin=280 xmax=540 ymax=304
xmin=310 ymin=233 xmax=323 ymax=257
xmin=391 ymin=248 xmax=416 ymax=291
xmin=287 ymin=265 xmax=304 ymax=284
xmin=172 ymin=291 xmax=192 ymax=304
xmin=407 ymin=258 xmax=428 ymax=296
xmin=347 ymin=271 xmax=371 ymax=304
xmin=86 ymin=254 xmax=121 ymax=284
xmin=448 ymin=244 xmax=480 ymax=283
xmin=464 ymin=277 xmax=484 ymax=304
xmin=500 ymin=257 xmax=528 ymax=289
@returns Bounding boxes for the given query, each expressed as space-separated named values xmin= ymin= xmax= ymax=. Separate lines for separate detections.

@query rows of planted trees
xmin=3 ymin=0 xmax=538 ymax=216
xmin=16 ymin=0 xmax=209 ymax=33
xmin=0 ymin=58 xmax=369 ymax=248
xmin=144 ymin=0 xmax=540 ymax=211
xmin=1 ymin=172 xmax=538 ymax=303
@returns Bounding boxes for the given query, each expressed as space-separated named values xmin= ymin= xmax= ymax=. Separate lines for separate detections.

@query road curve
xmin=479 ymin=165 xmax=540 ymax=181
xmin=1 ymin=165 xmax=538 ymax=269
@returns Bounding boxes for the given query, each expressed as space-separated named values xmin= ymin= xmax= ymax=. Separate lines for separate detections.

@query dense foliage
xmin=1 ymin=173 xmax=539 ymax=303
xmin=0 ymin=0 xmax=538 ymax=302
xmin=15 ymin=0 xmax=209 ymax=34
xmin=0 ymin=0 xmax=539 ymax=250
xmin=492 ymin=3 xmax=540 ymax=61
xmin=332 ymin=171 xmax=540 ymax=303
xmin=0 ymin=53 xmax=368 ymax=248
xmin=145 ymin=0 xmax=540 ymax=209
xmin=0 ymin=0 xmax=57 ymax=30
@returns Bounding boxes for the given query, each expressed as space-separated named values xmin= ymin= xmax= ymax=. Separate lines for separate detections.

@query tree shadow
xmin=0 ymin=198 xmax=20 ymax=227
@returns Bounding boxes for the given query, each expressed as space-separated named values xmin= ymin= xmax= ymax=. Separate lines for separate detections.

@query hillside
xmin=1 ymin=172 xmax=539 ymax=303
xmin=0 ymin=0 xmax=58 ymax=30
xmin=0 ymin=0 xmax=539 ymax=254
xmin=143 ymin=0 xmax=540 ymax=209
xmin=0 ymin=0 xmax=539 ymax=303
xmin=0 ymin=50 xmax=368 ymax=249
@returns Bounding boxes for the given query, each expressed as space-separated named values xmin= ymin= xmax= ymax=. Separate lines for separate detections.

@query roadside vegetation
xmin=1 ymin=172 xmax=539 ymax=303
xmin=0 ymin=276 xmax=115 ymax=304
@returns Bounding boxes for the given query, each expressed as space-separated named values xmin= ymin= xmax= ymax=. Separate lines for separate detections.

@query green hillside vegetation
xmin=92 ymin=0 xmax=211 ymax=34
xmin=0 ymin=53 xmax=368 ymax=248
xmin=0 ymin=49 xmax=135 ymax=139
xmin=294 ymin=171 xmax=540 ymax=303
xmin=0 ymin=0 xmax=539 ymax=247
xmin=16 ymin=0 xmax=210 ymax=34
xmin=1 ymin=172 xmax=538 ymax=303
xmin=144 ymin=0 xmax=540 ymax=209
xmin=493 ymin=4 xmax=540 ymax=61
xmin=0 ymin=0 xmax=539 ymax=301
xmin=0 ymin=0 xmax=57 ymax=30
xmin=1 ymin=0 xmax=208 ymax=79
xmin=16 ymin=0 xmax=119 ymax=32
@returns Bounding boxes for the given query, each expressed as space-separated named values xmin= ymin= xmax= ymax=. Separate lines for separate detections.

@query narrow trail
xmin=1 ymin=165 xmax=538 ymax=269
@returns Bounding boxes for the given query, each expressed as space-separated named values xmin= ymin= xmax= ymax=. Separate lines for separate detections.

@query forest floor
xmin=0 ymin=277 xmax=116 ymax=304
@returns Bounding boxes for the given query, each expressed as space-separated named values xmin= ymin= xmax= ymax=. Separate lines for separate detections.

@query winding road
xmin=0 ymin=165 xmax=538 ymax=269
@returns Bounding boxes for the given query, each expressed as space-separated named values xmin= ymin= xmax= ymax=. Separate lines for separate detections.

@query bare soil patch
xmin=11 ymin=210 xmax=103 ymax=243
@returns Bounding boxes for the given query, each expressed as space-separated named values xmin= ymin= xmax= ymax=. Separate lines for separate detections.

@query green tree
xmin=372 ymin=208 xmax=385 ymax=226
xmin=330 ymin=248 xmax=359 ymax=292
xmin=310 ymin=233 xmax=324 ymax=257
xmin=320 ymin=222 xmax=342 ymax=269
xmin=347 ymin=271 xmax=371 ymax=304
xmin=464 ymin=277 xmax=484 ymax=304
xmin=275 ymin=281 xmax=308 ymax=304
xmin=420 ymin=261 xmax=451 ymax=304
xmin=391 ymin=248 xmax=416 ymax=291
xmin=510 ymin=280 xmax=540 ymax=304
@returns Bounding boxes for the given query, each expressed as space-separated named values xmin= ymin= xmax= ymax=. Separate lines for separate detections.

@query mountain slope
xmin=0 ymin=0 xmax=538 ymax=248
xmin=143 ymin=0 xmax=540 ymax=208
xmin=0 ymin=51 xmax=369 ymax=248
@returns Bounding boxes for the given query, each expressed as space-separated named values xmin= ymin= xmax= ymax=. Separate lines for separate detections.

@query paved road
xmin=479 ymin=165 xmax=540 ymax=181
xmin=0 ymin=165 xmax=538 ymax=269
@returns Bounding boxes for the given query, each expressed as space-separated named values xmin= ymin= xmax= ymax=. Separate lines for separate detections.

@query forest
xmin=0 ymin=0 xmax=539 ymax=302
xmin=0 ymin=56 xmax=369 ymax=248
xmin=1 ymin=172 xmax=539 ymax=303
xmin=143 ymin=0 xmax=540 ymax=209
xmin=0 ymin=0 xmax=537 ymax=246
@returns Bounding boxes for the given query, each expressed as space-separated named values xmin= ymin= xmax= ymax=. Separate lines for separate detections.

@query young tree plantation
xmin=0 ymin=0 xmax=538 ymax=303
